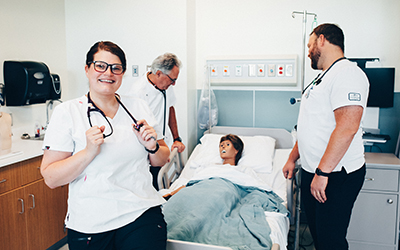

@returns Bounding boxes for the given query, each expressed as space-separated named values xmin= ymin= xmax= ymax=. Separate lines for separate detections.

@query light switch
xmin=132 ymin=65 xmax=139 ymax=77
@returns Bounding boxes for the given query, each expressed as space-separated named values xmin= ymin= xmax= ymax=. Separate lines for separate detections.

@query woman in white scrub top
xmin=41 ymin=41 xmax=170 ymax=250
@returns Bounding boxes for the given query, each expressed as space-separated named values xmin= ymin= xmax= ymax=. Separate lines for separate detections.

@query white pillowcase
xmin=189 ymin=133 xmax=276 ymax=173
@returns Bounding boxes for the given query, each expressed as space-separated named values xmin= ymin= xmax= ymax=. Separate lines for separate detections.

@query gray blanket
xmin=163 ymin=178 xmax=288 ymax=250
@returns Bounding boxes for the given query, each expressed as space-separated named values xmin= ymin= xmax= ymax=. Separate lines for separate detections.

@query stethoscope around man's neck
xmin=301 ymin=57 xmax=346 ymax=95
xmin=147 ymin=72 xmax=167 ymax=137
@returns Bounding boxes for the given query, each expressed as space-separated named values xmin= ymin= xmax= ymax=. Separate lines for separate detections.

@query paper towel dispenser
xmin=3 ymin=61 xmax=61 ymax=106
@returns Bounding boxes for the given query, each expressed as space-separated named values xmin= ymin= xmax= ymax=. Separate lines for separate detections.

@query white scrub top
xmin=297 ymin=59 xmax=369 ymax=174
xmin=42 ymin=95 xmax=165 ymax=233
xmin=127 ymin=72 xmax=177 ymax=147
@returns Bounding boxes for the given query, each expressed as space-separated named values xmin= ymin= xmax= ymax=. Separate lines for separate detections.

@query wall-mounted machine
xmin=349 ymin=58 xmax=395 ymax=108
xmin=3 ymin=60 xmax=61 ymax=106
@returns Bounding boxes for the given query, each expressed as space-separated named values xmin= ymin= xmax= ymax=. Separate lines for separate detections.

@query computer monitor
xmin=361 ymin=68 xmax=395 ymax=108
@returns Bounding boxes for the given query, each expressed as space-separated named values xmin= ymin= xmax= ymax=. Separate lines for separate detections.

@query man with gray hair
xmin=128 ymin=53 xmax=185 ymax=190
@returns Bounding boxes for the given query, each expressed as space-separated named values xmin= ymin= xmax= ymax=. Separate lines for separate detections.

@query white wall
xmin=0 ymin=0 xmax=68 ymax=132
xmin=195 ymin=0 xmax=400 ymax=91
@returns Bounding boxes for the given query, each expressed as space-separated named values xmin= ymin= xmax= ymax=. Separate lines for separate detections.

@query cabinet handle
xmin=0 ymin=179 xmax=6 ymax=184
xmin=18 ymin=198 xmax=24 ymax=214
xmin=365 ymin=177 xmax=374 ymax=181
xmin=29 ymin=194 xmax=35 ymax=209
xmin=387 ymin=199 xmax=394 ymax=204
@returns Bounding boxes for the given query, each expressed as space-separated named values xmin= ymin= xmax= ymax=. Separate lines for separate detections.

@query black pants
xmin=150 ymin=166 xmax=162 ymax=191
xmin=301 ymin=165 xmax=365 ymax=250
xmin=67 ymin=206 xmax=167 ymax=250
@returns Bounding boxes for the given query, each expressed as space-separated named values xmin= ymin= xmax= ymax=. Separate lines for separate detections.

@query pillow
xmin=189 ymin=133 xmax=276 ymax=173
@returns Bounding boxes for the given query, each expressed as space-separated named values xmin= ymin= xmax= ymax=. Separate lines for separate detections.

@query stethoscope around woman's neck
xmin=87 ymin=92 xmax=142 ymax=138
xmin=302 ymin=57 xmax=346 ymax=95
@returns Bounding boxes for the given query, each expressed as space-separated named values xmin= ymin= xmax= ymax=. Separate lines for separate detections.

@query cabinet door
xmin=0 ymin=188 xmax=28 ymax=250
xmin=347 ymin=192 xmax=398 ymax=245
xmin=25 ymin=180 xmax=68 ymax=250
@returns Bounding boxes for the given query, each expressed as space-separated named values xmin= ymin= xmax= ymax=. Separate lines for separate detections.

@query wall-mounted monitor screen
xmin=362 ymin=68 xmax=395 ymax=108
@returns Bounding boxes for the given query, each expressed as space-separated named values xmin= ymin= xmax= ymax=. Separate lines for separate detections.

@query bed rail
xmin=158 ymin=148 xmax=184 ymax=189
xmin=286 ymin=163 xmax=302 ymax=250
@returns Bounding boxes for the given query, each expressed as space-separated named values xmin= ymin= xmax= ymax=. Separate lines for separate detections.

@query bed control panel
xmin=207 ymin=55 xmax=297 ymax=87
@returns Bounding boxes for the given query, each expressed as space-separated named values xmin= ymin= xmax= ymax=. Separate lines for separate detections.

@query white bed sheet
xmin=162 ymin=145 xmax=292 ymax=249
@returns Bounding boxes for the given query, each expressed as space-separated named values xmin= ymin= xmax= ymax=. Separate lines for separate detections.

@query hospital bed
xmin=158 ymin=126 xmax=300 ymax=250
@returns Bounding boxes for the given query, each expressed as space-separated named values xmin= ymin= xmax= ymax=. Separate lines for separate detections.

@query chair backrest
xmin=395 ymin=130 xmax=400 ymax=158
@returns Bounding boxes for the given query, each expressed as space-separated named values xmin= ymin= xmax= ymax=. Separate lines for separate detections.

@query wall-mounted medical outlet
xmin=268 ymin=64 xmax=276 ymax=77
xmin=235 ymin=65 xmax=242 ymax=76
xmin=223 ymin=65 xmax=230 ymax=76
xmin=277 ymin=64 xmax=284 ymax=77
xmin=132 ymin=65 xmax=139 ymax=77
xmin=206 ymin=55 xmax=297 ymax=87
xmin=257 ymin=64 xmax=265 ymax=77
xmin=210 ymin=65 xmax=218 ymax=76
xmin=286 ymin=64 xmax=293 ymax=77
xmin=248 ymin=64 xmax=256 ymax=77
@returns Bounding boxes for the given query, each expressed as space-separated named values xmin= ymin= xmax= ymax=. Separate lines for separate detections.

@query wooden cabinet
xmin=0 ymin=156 xmax=68 ymax=250
xmin=347 ymin=153 xmax=400 ymax=250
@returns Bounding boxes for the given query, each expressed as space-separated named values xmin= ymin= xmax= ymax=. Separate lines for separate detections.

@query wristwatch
xmin=174 ymin=137 xmax=182 ymax=142
xmin=315 ymin=168 xmax=330 ymax=177
xmin=145 ymin=142 xmax=160 ymax=154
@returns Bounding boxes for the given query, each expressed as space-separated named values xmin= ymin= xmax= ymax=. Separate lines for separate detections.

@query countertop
xmin=0 ymin=126 xmax=44 ymax=168
xmin=365 ymin=152 xmax=400 ymax=169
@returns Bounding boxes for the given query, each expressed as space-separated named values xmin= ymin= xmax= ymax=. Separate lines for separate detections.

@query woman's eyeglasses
xmin=88 ymin=61 xmax=125 ymax=75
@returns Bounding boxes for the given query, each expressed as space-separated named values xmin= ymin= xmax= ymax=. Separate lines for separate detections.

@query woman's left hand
xmin=133 ymin=119 xmax=158 ymax=150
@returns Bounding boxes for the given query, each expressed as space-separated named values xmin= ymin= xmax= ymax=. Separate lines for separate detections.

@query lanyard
xmin=302 ymin=57 xmax=346 ymax=95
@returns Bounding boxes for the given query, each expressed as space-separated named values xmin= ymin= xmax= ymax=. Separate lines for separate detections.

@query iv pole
xmin=291 ymin=11 xmax=317 ymax=250
xmin=292 ymin=10 xmax=317 ymax=92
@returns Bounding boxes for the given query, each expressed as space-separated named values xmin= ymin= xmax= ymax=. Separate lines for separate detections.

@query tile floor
xmin=58 ymin=244 xmax=68 ymax=250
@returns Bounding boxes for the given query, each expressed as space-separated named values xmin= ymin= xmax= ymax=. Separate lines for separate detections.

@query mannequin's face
xmin=219 ymin=140 xmax=238 ymax=162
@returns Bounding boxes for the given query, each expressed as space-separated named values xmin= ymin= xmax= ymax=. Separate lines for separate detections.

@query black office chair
xmin=395 ymin=130 xmax=400 ymax=158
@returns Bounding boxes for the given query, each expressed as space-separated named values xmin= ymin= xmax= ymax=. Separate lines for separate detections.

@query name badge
xmin=348 ymin=92 xmax=361 ymax=101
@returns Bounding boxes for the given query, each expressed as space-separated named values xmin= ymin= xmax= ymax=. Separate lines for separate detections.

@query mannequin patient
xmin=163 ymin=134 xmax=244 ymax=198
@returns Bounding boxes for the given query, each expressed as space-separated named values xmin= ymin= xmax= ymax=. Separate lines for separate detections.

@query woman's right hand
xmin=85 ymin=125 xmax=105 ymax=157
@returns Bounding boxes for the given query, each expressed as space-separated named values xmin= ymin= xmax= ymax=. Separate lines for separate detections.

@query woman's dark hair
xmin=220 ymin=134 xmax=244 ymax=165
xmin=311 ymin=23 xmax=345 ymax=53
xmin=86 ymin=41 xmax=127 ymax=72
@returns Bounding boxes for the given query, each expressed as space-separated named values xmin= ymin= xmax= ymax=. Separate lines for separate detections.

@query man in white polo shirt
xmin=283 ymin=23 xmax=369 ymax=250
xmin=128 ymin=53 xmax=185 ymax=190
